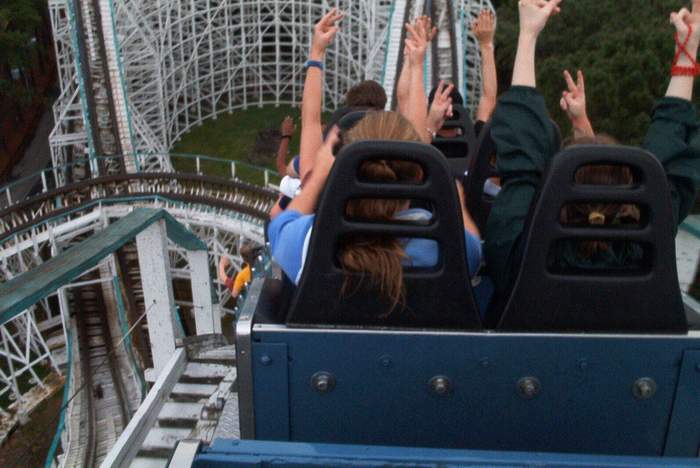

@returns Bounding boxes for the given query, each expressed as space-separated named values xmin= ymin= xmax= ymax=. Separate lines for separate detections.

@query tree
xmin=0 ymin=0 xmax=43 ymax=115
xmin=495 ymin=0 xmax=700 ymax=144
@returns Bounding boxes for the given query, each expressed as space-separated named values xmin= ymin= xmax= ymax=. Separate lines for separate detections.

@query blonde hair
xmin=339 ymin=111 xmax=422 ymax=311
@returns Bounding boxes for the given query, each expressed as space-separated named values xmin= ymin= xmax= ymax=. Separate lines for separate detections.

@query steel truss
xmin=49 ymin=0 xmax=395 ymax=173
xmin=0 ymin=201 xmax=265 ymax=411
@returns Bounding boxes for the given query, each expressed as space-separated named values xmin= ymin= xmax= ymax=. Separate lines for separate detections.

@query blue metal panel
xmin=252 ymin=330 xmax=700 ymax=456
xmin=194 ymin=439 xmax=700 ymax=467
xmin=665 ymin=350 xmax=700 ymax=456
xmin=253 ymin=342 xmax=290 ymax=441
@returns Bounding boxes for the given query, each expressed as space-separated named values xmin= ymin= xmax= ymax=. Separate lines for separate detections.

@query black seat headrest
xmin=286 ymin=140 xmax=482 ymax=329
xmin=498 ymin=145 xmax=687 ymax=333
xmin=466 ymin=119 xmax=562 ymax=234
xmin=431 ymin=105 xmax=476 ymax=177
xmin=337 ymin=110 xmax=369 ymax=132
xmin=323 ymin=106 xmax=372 ymax=140
xmin=464 ymin=120 xmax=498 ymax=234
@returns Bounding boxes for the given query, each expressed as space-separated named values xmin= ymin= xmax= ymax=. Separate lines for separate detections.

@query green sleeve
xmin=642 ymin=97 xmax=700 ymax=228
xmin=484 ymin=86 xmax=557 ymax=292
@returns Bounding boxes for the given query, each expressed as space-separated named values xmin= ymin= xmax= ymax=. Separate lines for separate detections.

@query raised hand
xmin=472 ymin=10 xmax=496 ymax=46
xmin=427 ymin=81 xmax=454 ymax=136
xmin=281 ymin=116 xmax=295 ymax=137
xmin=405 ymin=16 xmax=435 ymax=67
xmin=518 ymin=0 xmax=561 ymax=37
xmin=419 ymin=15 xmax=438 ymax=42
xmin=670 ymin=1 xmax=700 ymax=63
xmin=560 ymin=69 xmax=594 ymax=138
xmin=560 ymin=70 xmax=587 ymax=120
xmin=665 ymin=0 xmax=700 ymax=100
xmin=311 ymin=8 xmax=343 ymax=58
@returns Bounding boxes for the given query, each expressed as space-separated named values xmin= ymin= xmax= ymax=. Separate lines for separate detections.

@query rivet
xmin=578 ymin=359 xmax=588 ymax=370
xmin=428 ymin=375 xmax=452 ymax=397
xmin=311 ymin=371 xmax=336 ymax=394
xmin=517 ymin=377 xmax=541 ymax=400
xmin=480 ymin=358 xmax=490 ymax=368
xmin=633 ymin=377 xmax=657 ymax=400
xmin=259 ymin=355 xmax=272 ymax=366
xmin=379 ymin=355 xmax=393 ymax=368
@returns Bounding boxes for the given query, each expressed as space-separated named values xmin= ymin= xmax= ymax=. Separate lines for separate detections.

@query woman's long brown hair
xmin=339 ymin=111 xmax=422 ymax=311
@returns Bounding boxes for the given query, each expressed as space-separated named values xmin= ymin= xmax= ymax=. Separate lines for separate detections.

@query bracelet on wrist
xmin=671 ymin=63 xmax=700 ymax=77
xmin=305 ymin=60 xmax=324 ymax=71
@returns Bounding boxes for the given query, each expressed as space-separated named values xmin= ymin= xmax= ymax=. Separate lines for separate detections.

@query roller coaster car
xmin=226 ymin=140 xmax=700 ymax=465
xmin=430 ymin=105 xmax=476 ymax=176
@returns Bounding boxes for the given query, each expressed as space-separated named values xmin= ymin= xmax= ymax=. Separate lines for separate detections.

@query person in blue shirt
xmin=268 ymin=111 xmax=487 ymax=317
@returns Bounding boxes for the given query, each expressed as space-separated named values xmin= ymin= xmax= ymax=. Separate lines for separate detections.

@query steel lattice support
xmin=115 ymin=0 xmax=394 ymax=152
xmin=49 ymin=0 xmax=395 ymax=172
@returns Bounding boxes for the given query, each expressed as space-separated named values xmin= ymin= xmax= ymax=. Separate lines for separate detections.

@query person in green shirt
xmin=484 ymin=0 xmax=700 ymax=302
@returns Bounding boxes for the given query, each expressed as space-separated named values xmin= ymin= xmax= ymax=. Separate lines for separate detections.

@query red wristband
xmin=671 ymin=24 xmax=700 ymax=77
xmin=671 ymin=63 xmax=700 ymax=76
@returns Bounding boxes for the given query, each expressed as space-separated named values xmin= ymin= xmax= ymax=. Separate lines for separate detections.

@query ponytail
xmin=340 ymin=159 xmax=408 ymax=311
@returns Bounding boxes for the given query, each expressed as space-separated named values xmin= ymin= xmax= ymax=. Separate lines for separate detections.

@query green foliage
xmin=495 ymin=0 xmax=700 ymax=144
xmin=0 ymin=0 xmax=42 ymax=68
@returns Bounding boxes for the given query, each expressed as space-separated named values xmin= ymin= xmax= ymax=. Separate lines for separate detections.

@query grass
xmin=171 ymin=105 xmax=301 ymax=185
xmin=0 ymin=391 xmax=62 ymax=467
xmin=172 ymin=105 xmax=302 ymax=163
xmin=170 ymin=105 xmax=330 ymax=186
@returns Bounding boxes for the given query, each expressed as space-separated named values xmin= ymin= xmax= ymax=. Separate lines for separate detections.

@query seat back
xmin=323 ymin=106 xmax=371 ymax=139
xmin=464 ymin=120 xmax=499 ymax=233
xmin=337 ymin=110 xmax=370 ymax=132
xmin=499 ymin=145 xmax=687 ymax=332
xmin=431 ymin=105 xmax=476 ymax=177
xmin=466 ymin=120 xmax=562 ymax=233
xmin=285 ymin=140 xmax=481 ymax=329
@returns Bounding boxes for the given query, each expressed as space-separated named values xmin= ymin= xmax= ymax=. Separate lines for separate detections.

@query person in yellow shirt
xmin=218 ymin=243 xmax=257 ymax=298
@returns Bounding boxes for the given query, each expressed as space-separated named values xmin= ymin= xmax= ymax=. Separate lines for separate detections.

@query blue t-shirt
xmin=292 ymin=155 xmax=300 ymax=175
xmin=268 ymin=208 xmax=493 ymax=317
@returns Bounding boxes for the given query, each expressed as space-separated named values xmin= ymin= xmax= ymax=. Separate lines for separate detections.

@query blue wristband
xmin=305 ymin=60 xmax=324 ymax=71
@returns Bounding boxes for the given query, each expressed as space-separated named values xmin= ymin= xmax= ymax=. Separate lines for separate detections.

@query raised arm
xmin=512 ymin=0 xmax=561 ymax=87
xmin=560 ymin=70 xmax=594 ymax=138
xmin=643 ymin=1 xmax=700 ymax=227
xmin=287 ymin=127 xmax=340 ymax=215
xmin=484 ymin=0 xmax=561 ymax=292
xmin=276 ymin=116 xmax=296 ymax=175
xmin=666 ymin=2 xmax=700 ymax=100
xmin=396 ymin=49 xmax=412 ymax=115
xmin=472 ymin=10 xmax=498 ymax=122
xmin=299 ymin=9 xmax=343 ymax=182
xmin=404 ymin=17 xmax=436 ymax=143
